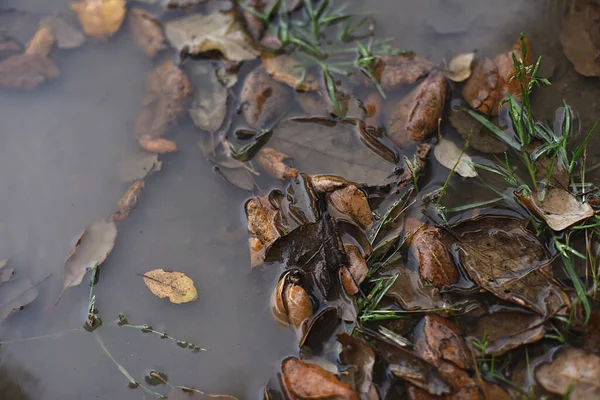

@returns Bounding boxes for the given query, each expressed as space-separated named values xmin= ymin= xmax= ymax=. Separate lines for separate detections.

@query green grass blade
xmin=463 ymin=108 xmax=522 ymax=150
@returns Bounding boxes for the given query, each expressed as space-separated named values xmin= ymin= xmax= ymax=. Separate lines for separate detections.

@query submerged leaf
xmin=138 ymin=136 xmax=178 ymax=154
xmin=433 ymin=137 xmax=477 ymax=178
xmin=560 ymin=0 xmax=600 ymax=77
xmin=448 ymin=109 xmax=507 ymax=154
xmin=0 ymin=54 xmax=60 ymax=90
xmin=327 ymin=184 xmax=373 ymax=230
xmin=358 ymin=54 xmax=435 ymax=90
xmin=119 ymin=151 xmax=161 ymax=182
xmin=60 ymin=219 xmax=117 ymax=298
xmin=24 ymin=26 xmax=55 ymax=57
xmin=241 ymin=67 xmax=289 ymax=129
xmin=385 ymin=265 xmax=449 ymax=311
xmin=410 ymin=225 xmax=458 ymax=288
xmin=255 ymin=147 xmax=298 ymax=180
xmin=143 ymin=269 xmax=198 ymax=304
xmin=165 ymin=11 xmax=259 ymax=61
xmin=0 ymin=277 xmax=39 ymax=319
xmin=111 ymin=180 xmax=145 ymax=222
xmin=40 ymin=14 xmax=85 ymax=49
xmin=443 ymin=52 xmax=476 ymax=82
xmin=338 ymin=333 xmax=376 ymax=395
xmin=71 ymin=0 xmax=126 ymax=40
xmin=187 ymin=63 xmax=228 ymax=134
xmin=262 ymin=53 xmax=318 ymax=91
xmin=339 ymin=244 xmax=368 ymax=296
xmin=128 ymin=8 xmax=164 ymax=57
xmin=167 ymin=387 xmax=238 ymax=399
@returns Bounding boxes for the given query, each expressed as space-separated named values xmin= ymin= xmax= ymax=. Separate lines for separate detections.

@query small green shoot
xmin=84 ymin=262 xmax=102 ymax=332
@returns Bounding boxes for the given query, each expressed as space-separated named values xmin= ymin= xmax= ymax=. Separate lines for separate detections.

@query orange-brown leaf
xmin=410 ymin=225 xmax=457 ymax=287
xmin=262 ymin=53 xmax=319 ymax=91
xmin=255 ymin=147 xmax=298 ymax=180
xmin=138 ymin=136 xmax=178 ymax=154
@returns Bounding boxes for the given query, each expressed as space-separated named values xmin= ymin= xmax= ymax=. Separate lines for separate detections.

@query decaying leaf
xmin=24 ymin=26 xmax=55 ymax=57
xmin=338 ymin=334 xmax=376 ymax=396
xmin=448 ymin=109 xmax=507 ymax=154
xmin=60 ymin=219 xmax=117 ymax=298
xmin=71 ymin=0 xmax=126 ymax=40
xmin=270 ymin=270 xmax=313 ymax=329
xmin=358 ymin=54 xmax=435 ymax=90
xmin=560 ymin=0 xmax=600 ymax=77
xmin=241 ymin=67 xmax=289 ymax=129
xmin=111 ymin=180 xmax=145 ymax=222
xmin=433 ymin=137 xmax=477 ymax=178
xmin=469 ymin=310 xmax=545 ymax=356
xmin=0 ymin=277 xmax=39 ymax=320
xmin=536 ymin=347 xmax=600 ymax=399
xmin=165 ymin=11 xmax=259 ymax=61
xmin=453 ymin=216 xmax=570 ymax=316
xmin=119 ymin=151 xmax=162 ymax=182
xmin=410 ymin=225 xmax=458 ymax=288
xmin=129 ymin=8 xmax=164 ymax=57
xmin=245 ymin=195 xmax=280 ymax=267
xmin=255 ymin=147 xmax=298 ymax=180
xmin=443 ymin=52 xmax=476 ymax=82
xmin=261 ymin=53 xmax=319 ymax=91
xmin=0 ymin=54 xmax=60 ymax=90
xmin=139 ymin=136 xmax=178 ymax=154
xmin=327 ymin=184 xmax=373 ymax=230
xmin=515 ymin=188 xmax=594 ymax=231
xmin=214 ymin=165 xmax=256 ymax=191
xmin=142 ymin=269 xmax=198 ymax=304
xmin=386 ymin=72 xmax=447 ymax=146
xmin=339 ymin=244 xmax=368 ymax=296
xmin=187 ymin=63 xmax=228 ymax=134
xmin=385 ymin=265 xmax=449 ymax=311
xmin=40 ymin=14 xmax=85 ymax=49
xmin=281 ymin=357 xmax=359 ymax=400
xmin=135 ymin=60 xmax=192 ymax=138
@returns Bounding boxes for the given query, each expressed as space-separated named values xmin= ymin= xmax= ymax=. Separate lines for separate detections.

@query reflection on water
xmin=0 ymin=0 xmax=598 ymax=399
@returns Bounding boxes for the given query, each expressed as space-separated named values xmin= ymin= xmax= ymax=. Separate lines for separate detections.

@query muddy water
xmin=0 ymin=0 xmax=598 ymax=399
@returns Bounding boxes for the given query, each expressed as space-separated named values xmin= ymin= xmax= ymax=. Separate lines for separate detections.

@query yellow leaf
xmin=142 ymin=269 xmax=198 ymax=304
xmin=71 ymin=0 xmax=126 ymax=40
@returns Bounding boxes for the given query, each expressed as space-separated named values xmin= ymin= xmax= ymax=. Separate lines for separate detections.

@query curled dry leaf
xmin=327 ymin=184 xmax=373 ymax=230
xmin=358 ymin=54 xmax=435 ymax=90
xmin=139 ymin=136 xmax=178 ymax=154
xmin=129 ymin=8 xmax=164 ymax=57
xmin=40 ymin=14 xmax=85 ymax=49
xmin=261 ymin=53 xmax=319 ymax=91
xmin=241 ymin=67 xmax=289 ymax=129
xmin=143 ymin=269 xmax=198 ymax=304
xmin=453 ymin=216 xmax=570 ymax=316
xmin=24 ymin=26 xmax=55 ymax=57
xmin=338 ymin=333 xmax=376 ymax=395
xmin=71 ymin=0 xmax=126 ymax=40
xmin=111 ymin=180 xmax=144 ymax=222
xmin=339 ymin=244 xmax=368 ymax=296
xmin=536 ymin=347 xmax=600 ymax=399
xmin=281 ymin=357 xmax=359 ymax=400
xmin=135 ymin=60 xmax=192 ymax=138
xmin=386 ymin=72 xmax=447 ymax=146
xmin=410 ymin=225 xmax=458 ymax=288
xmin=515 ymin=188 xmax=594 ymax=231
xmin=165 ymin=11 xmax=259 ymax=62
xmin=187 ymin=63 xmax=228 ymax=134
xmin=560 ymin=0 xmax=600 ymax=77
xmin=469 ymin=310 xmax=545 ymax=356
xmin=448 ymin=109 xmax=507 ymax=154
xmin=270 ymin=270 xmax=313 ymax=329
xmin=60 ymin=219 xmax=117 ymax=299
xmin=443 ymin=52 xmax=476 ymax=82
xmin=255 ymin=147 xmax=298 ymax=180
xmin=0 ymin=54 xmax=60 ymax=90
xmin=433 ymin=137 xmax=477 ymax=178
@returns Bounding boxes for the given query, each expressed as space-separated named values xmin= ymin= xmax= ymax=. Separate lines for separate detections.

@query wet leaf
xmin=386 ymin=72 xmax=447 ymax=146
xmin=40 ymin=14 xmax=85 ymax=49
xmin=536 ymin=346 xmax=600 ymax=399
xmin=165 ymin=11 xmax=260 ymax=62
xmin=0 ymin=277 xmax=39 ymax=319
xmin=245 ymin=195 xmax=282 ymax=267
xmin=230 ymin=128 xmax=273 ymax=162
xmin=71 ymin=0 xmax=126 ymax=40
xmin=187 ymin=63 xmax=227 ymax=134
xmin=433 ymin=137 xmax=477 ymax=178
xmin=214 ymin=165 xmax=256 ymax=191
xmin=443 ymin=52 xmax=476 ymax=82
xmin=560 ymin=0 xmax=600 ymax=77
xmin=448 ymin=109 xmax=507 ymax=154
xmin=167 ymin=387 xmax=238 ymax=399
xmin=0 ymin=260 xmax=14 ymax=283
xmin=515 ymin=188 xmax=594 ymax=231
xmin=339 ymin=244 xmax=368 ymax=296
xmin=241 ymin=0 xmax=265 ymax=42
xmin=295 ymin=90 xmax=345 ymax=118
xmin=385 ymin=266 xmax=449 ymax=311
xmin=119 ymin=151 xmax=161 ymax=182
xmin=270 ymin=270 xmax=313 ymax=329
xmin=255 ymin=147 xmax=298 ymax=180
xmin=135 ymin=60 xmax=192 ymax=139
xmin=280 ymin=357 xmax=359 ymax=400
xmin=452 ymin=216 xmax=570 ymax=316
xmin=358 ymin=54 xmax=435 ymax=90
xmin=111 ymin=180 xmax=145 ymax=222
xmin=139 ymin=136 xmax=178 ymax=154
xmin=262 ymin=53 xmax=319 ymax=91
xmin=410 ymin=225 xmax=458 ymax=288
xmin=327 ymin=184 xmax=373 ymax=230
xmin=60 ymin=219 xmax=117 ymax=298
xmin=369 ymin=189 xmax=412 ymax=261
xmin=241 ymin=67 xmax=289 ymax=129
xmin=338 ymin=333 xmax=376 ymax=395
xmin=24 ymin=26 xmax=55 ymax=57
xmin=128 ymin=8 xmax=164 ymax=57
xmin=143 ymin=269 xmax=198 ymax=304
xmin=469 ymin=310 xmax=545 ymax=356
xmin=0 ymin=54 xmax=60 ymax=90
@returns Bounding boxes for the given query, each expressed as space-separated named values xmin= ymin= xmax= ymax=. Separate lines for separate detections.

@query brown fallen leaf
xmin=443 ymin=52 xmax=476 ymax=82
xmin=364 ymin=90 xmax=384 ymax=127
xmin=261 ymin=53 xmax=319 ymax=91
xmin=358 ymin=53 xmax=435 ymax=90
xmin=338 ymin=333 xmax=377 ymax=396
xmin=410 ymin=225 xmax=458 ymax=288
xmin=188 ymin=63 xmax=228 ymax=134
xmin=135 ymin=60 xmax=192 ymax=138
xmin=386 ymin=72 xmax=447 ymax=146
xmin=0 ymin=54 xmax=60 ymax=90
xmin=327 ymin=184 xmax=373 ymax=230
xmin=271 ymin=270 xmax=313 ymax=329
xmin=560 ymin=0 xmax=600 ymax=77
xmin=71 ymin=0 xmax=126 ymax=40
xmin=433 ymin=137 xmax=478 ymax=178
xmin=281 ymin=357 xmax=359 ymax=400
xmin=385 ymin=265 xmax=449 ymax=311
xmin=448 ymin=109 xmax=507 ymax=154
xmin=295 ymin=90 xmax=347 ymax=117
xmin=111 ymin=180 xmax=144 ymax=222
xmin=40 ymin=14 xmax=85 ymax=49
xmin=536 ymin=346 xmax=600 ymax=399
xmin=59 ymin=219 xmax=117 ymax=301
xmin=241 ymin=0 xmax=265 ymax=42
xmin=142 ymin=269 xmax=198 ymax=304
xmin=24 ymin=26 xmax=55 ymax=57
xmin=241 ymin=67 xmax=289 ymax=129
xmin=245 ymin=196 xmax=280 ymax=267
xmin=339 ymin=244 xmax=368 ymax=296
xmin=129 ymin=8 xmax=164 ymax=57
xmin=139 ymin=136 xmax=178 ymax=154
xmin=165 ymin=11 xmax=259 ymax=62
xmin=255 ymin=147 xmax=298 ymax=180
